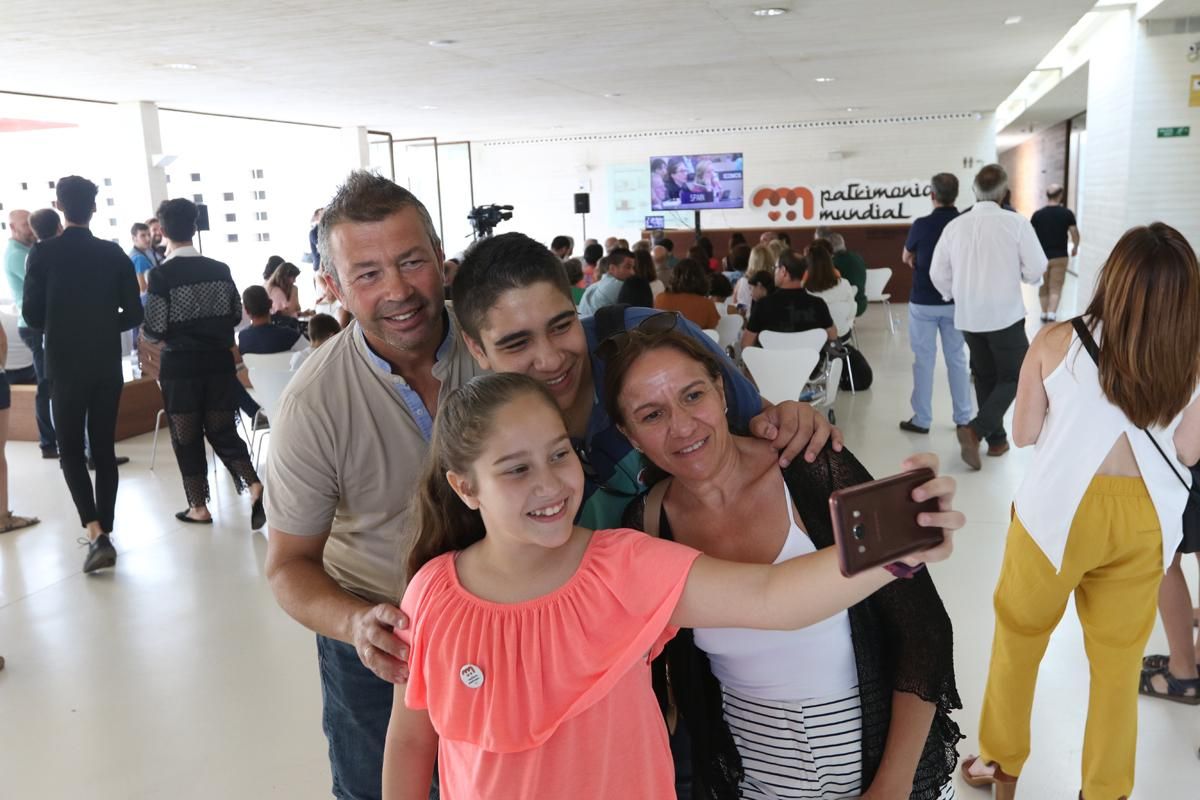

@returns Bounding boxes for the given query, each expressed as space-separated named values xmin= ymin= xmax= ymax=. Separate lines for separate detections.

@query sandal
xmin=0 ymin=513 xmax=40 ymax=534
xmin=1143 ymin=654 xmax=1200 ymax=673
xmin=1139 ymin=665 xmax=1200 ymax=705
xmin=961 ymin=755 xmax=1018 ymax=798
xmin=175 ymin=510 xmax=213 ymax=525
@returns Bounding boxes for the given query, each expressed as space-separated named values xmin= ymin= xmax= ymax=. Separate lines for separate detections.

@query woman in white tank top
xmin=963 ymin=223 xmax=1200 ymax=800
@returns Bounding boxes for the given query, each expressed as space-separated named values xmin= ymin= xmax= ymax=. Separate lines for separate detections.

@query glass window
xmin=223 ymin=192 xmax=234 ymax=201
xmin=106 ymin=198 xmax=115 ymax=206
xmin=251 ymin=168 xmax=264 ymax=179
xmin=225 ymin=213 xmax=236 ymax=222
xmin=255 ymin=211 xmax=268 ymax=221
xmin=227 ymin=234 xmax=239 ymax=243
xmin=256 ymin=232 xmax=270 ymax=242
xmin=109 ymin=218 xmax=117 ymax=227
xmin=254 ymin=190 xmax=267 ymax=200
xmin=48 ymin=180 xmax=55 ymax=188
xmin=193 ymin=194 xmax=203 ymax=203
xmin=104 ymin=178 xmax=112 ymax=187
xmin=191 ymin=172 xmax=201 ymax=181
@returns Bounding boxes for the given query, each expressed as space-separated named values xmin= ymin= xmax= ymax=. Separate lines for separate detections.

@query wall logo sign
xmin=752 ymin=180 xmax=931 ymax=224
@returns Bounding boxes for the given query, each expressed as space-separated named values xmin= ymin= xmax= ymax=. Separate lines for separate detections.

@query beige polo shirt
xmin=265 ymin=311 xmax=485 ymax=605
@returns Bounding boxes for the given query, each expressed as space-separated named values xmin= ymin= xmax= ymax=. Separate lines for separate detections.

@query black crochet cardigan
xmin=623 ymin=445 xmax=963 ymax=800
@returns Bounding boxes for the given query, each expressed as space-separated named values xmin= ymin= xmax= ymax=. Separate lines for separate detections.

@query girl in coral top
xmin=382 ymin=372 xmax=964 ymax=800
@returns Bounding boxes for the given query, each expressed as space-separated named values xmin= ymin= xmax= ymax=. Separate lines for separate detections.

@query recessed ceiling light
xmin=417 ymin=105 xmax=438 ymax=110
xmin=161 ymin=63 xmax=197 ymax=70
xmin=603 ymin=92 xmax=623 ymax=98
xmin=428 ymin=39 xmax=457 ymax=47
xmin=845 ymin=106 xmax=858 ymax=112
xmin=753 ymin=7 xmax=788 ymax=16
xmin=1004 ymin=16 xmax=1022 ymax=25
xmin=814 ymin=77 xmax=835 ymax=83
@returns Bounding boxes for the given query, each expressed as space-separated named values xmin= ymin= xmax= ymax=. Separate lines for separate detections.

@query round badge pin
xmin=460 ymin=664 xmax=485 ymax=689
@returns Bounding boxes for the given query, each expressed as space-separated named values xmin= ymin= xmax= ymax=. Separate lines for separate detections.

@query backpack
xmin=839 ymin=344 xmax=873 ymax=390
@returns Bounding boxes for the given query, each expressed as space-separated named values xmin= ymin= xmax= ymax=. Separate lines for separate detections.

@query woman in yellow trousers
xmin=962 ymin=223 xmax=1200 ymax=800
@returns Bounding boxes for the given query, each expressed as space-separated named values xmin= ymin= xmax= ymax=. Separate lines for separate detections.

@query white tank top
xmin=693 ymin=481 xmax=859 ymax=701
xmin=1013 ymin=324 xmax=1199 ymax=572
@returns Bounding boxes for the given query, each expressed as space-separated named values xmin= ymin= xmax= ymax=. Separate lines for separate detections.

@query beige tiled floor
xmin=2 ymin=278 xmax=1198 ymax=798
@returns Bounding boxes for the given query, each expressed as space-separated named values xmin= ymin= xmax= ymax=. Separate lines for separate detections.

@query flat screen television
xmin=644 ymin=215 xmax=665 ymax=230
xmin=650 ymin=153 xmax=744 ymax=211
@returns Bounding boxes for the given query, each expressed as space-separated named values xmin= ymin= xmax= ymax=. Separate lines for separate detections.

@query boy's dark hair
xmin=130 ymin=222 xmax=150 ymax=238
xmin=777 ymin=232 xmax=791 ymax=246
xmin=29 ymin=208 xmax=60 ymax=241
xmin=550 ymin=235 xmax=572 ymax=253
xmin=307 ymin=313 xmax=342 ymax=343
xmin=242 ymin=285 xmax=272 ymax=317
xmin=451 ymin=232 xmax=572 ymax=342
xmin=608 ymin=247 xmax=634 ymax=265
xmin=747 ymin=270 xmax=775 ymax=292
xmin=661 ymin=237 xmax=675 ymax=253
xmin=55 ymin=175 xmax=98 ymax=224
xmin=583 ymin=242 xmax=604 ymax=266
xmin=156 ymin=197 xmax=198 ymax=242
xmin=729 ymin=243 xmax=751 ymax=273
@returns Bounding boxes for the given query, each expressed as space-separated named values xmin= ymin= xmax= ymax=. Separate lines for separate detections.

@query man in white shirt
xmin=576 ymin=248 xmax=634 ymax=315
xmin=930 ymin=164 xmax=1045 ymax=470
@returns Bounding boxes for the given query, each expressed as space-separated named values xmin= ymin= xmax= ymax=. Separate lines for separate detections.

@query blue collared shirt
xmin=358 ymin=322 xmax=452 ymax=441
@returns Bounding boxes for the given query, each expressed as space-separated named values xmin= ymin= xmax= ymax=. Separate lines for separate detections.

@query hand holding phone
xmin=829 ymin=455 xmax=963 ymax=577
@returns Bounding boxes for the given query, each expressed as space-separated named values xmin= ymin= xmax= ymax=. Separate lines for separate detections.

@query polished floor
xmin=3 ymin=278 xmax=1198 ymax=798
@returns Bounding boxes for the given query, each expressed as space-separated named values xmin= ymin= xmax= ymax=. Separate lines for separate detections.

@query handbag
xmin=1071 ymin=317 xmax=1200 ymax=552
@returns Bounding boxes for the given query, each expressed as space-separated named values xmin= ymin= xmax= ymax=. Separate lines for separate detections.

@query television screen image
xmin=644 ymin=215 xmax=665 ymax=230
xmin=650 ymin=153 xmax=744 ymax=211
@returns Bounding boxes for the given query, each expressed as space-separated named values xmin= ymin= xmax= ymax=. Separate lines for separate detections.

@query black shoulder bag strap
xmin=1070 ymin=316 xmax=1193 ymax=493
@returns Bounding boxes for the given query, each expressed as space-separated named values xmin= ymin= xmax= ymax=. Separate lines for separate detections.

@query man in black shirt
xmin=742 ymin=250 xmax=835 ymax=348
xmin=22 ymin=176 xmax=143 ymax=573
xmin=1030 ymin=184 xmax=1080 ymax=322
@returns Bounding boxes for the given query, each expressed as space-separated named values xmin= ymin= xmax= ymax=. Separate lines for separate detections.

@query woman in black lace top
xmin=606 ymin=328 xmax=962 ymax=800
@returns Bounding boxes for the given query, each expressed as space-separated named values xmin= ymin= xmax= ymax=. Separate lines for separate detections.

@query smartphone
xmin=829 ymin=468 xmax=943 ymax=577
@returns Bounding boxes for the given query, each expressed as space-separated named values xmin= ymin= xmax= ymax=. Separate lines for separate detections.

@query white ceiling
xmin=0 ymin=0 xmax=1096 ymax=141
xmin=997 ymin=63 xmax=1089 ymax=151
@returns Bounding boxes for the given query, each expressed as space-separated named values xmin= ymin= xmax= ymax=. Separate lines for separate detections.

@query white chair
xmin=741 ymin=347 xmax=820 ymax=405
xmin=716 ymin=314 xmax=744 ymax=355
xmin=864 ymin=268 xmax=895 ymax=334
xmin=808 ymin=356 xmax=843 ymax=424
xmin=150 ymin=406 xmax=219 ymax=473
xmin=243 ymin=355 xmax=297 ymax=472
xmin=826 ymin=300 xmax=857 ymax=341
xmin=759 ymin=329 xmax=829 ymax=353
xmin=702 ymin=328 xmax=720 ymax=343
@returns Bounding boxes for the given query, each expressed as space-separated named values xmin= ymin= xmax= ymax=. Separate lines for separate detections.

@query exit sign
xmin=1158 ymin=126 xmax=1190 ymax=138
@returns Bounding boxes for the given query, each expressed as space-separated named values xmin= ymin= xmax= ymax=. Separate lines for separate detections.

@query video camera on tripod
xmin=467 ymin=204 xmax=514 ymax=239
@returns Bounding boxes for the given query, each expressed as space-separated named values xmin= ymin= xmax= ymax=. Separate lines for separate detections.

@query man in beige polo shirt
xmin=265 ymin=172 xmax=476 ymax=800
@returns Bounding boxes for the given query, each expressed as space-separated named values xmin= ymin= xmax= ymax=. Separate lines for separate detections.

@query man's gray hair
xmin=972 ymin=164 xmax=1008 ymax=203
xmin=813 ymin=225 xmax=834 ymax=241
xmin=828 ymin=232 xmax=846 ymax=252
xmin=318 ymin=170 xmax=442 ymax=284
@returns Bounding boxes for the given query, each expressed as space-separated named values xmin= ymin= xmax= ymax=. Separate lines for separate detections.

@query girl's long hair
xmin=406 ymin=373 xmax=563 ymax=580
xmin=803 ymin=240 xmax=839 ymax=292
xmin=1083 ymin=222 xmax=1200 ymax=428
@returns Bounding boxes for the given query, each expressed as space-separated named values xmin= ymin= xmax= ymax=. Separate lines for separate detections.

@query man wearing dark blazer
xmin=22 ymin=176 xmax=143 ymax=573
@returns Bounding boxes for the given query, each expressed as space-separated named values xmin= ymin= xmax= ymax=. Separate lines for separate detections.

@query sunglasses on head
xmin=595 ymin=311 xmax=681 ymax=362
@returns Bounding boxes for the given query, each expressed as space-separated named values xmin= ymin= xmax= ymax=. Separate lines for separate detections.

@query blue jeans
xmin=316 ymin=635 xmax=438 ymax=800
xmin=17 ymin=326 xmax=56 ymax=450
xmin=908 ymin=303 xmax=972 ymax=429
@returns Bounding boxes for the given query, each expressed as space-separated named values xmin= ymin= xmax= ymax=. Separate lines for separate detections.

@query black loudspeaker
xmin=574 ymin=193 xmax=590 ymax=214
xmin=196 ymin=203 xmax=210 ymax=231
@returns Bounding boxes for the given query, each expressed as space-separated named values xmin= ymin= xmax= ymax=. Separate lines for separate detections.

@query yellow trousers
xmin=979 ymin=476 xmax=1163 ymax=800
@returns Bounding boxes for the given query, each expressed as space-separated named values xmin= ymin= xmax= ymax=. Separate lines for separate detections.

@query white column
xmin=114 ymin=101 xmax=169 ymax=218
xmin=1078 ymin=8 xmax=1200 ymax=295
xmin=340 ymin=126 xmax=371 ymax=170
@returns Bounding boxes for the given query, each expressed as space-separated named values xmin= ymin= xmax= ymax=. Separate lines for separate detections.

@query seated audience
xmin=827 ymin=231 xmax=869 ymax=317
xmin=654 ymin=258 xmax=721 ymax=330
xmin=582 ymin=242 xmax=603 ymax=286
xmin=290 ymin=313 xmax=343 ymax=371
xmin=611 ymin=329 xmax=962 ymax=800
xmin=261 ymin=254 xmax=285 ymax=282
xmin=732 ymin=243 xmax=773 ymax=316
xmin=697 ymin=236 xmax=719 ymax=271
xmin=550 ymin=235 xmax=572 ymax=259
xmin=239 ymin=285 xmax=306 ymax=355
xmin=747 ymin=269 xmax=775 ymax=308
xmin=804 ymin=239 xmax=858 ymax=310
xmin=265 ymin=261 xmax=303 ymax=317
xmin=742 ymin=250 xmax=835 ymax=348
xmin=724 ymin=242 xmax=751 ymax=284
xmin=562 ymin=257 xmax=586 ymax=305
xmin=707 ymin=272 xmax=734 ymax=312
xmin=578 ymin=248 xmax=634 ymax=315
xmin=618 ymin=250 xmax=658 ymax=309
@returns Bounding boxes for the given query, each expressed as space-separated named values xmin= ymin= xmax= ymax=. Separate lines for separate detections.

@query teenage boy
xmin=450 ymin=232 xmax=841 ymax=528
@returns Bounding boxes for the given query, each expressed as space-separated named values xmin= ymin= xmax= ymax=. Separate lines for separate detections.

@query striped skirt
xmin=721 ymin=685 xmax=956 ymax=800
